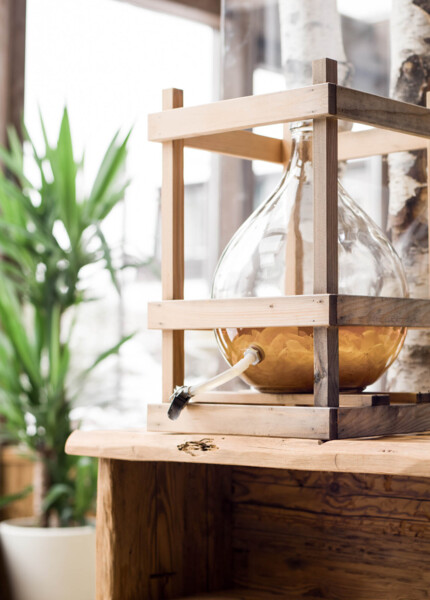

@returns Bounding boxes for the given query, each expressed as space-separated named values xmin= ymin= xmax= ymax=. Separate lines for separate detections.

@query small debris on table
xmin=177 ymin=438 xmax=218 ymax=456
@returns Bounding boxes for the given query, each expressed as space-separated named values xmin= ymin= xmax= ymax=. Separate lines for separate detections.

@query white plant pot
xmin=0 ymin=517 xmax=96 ymax=600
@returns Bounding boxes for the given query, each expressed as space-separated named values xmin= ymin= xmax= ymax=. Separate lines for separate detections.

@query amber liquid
xmin=215 ymin=326 xmax=406 ymax=393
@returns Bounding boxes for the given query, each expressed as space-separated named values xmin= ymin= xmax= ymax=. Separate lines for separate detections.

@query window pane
xmin=25 ymin=0 xmax=215 ymax=426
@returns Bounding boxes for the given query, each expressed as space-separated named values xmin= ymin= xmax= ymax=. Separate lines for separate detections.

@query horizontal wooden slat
xmin=338 ymin=404 xmax=430 ymax=438
xmin=148 ymin=84 xmax=333 ymax=142
xmin=148 ymin=402 xmax=430 ymax=440
xmin=184 ymin=128 xmax=427 ymax=163
xmin=148 ymin=295 xmax=430 ymax=330
xmin=337 ymin=295 xmax=430 ymax=327
xmin=338 ymin=128 xmax=427 ymax=160
xmin=185 ymin=130 xmax=284 ymax=163
xmin=336 ymin=85 xmax=430 ymax=139
xmin=66 ymin=429 xmax=430 ymax=477
xmin=147 ymin=403 xmax=333 ymax=439
xmin=149 ymin=85 xmax=430 ymax=154
xmin=148 ymin=295 xmax=333 ymax=329
xmin=195 ymin=391 xmax=391 ymax=407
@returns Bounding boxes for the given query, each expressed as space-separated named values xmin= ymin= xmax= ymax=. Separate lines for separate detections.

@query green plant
xmin=0 ymin=109 xmax=132 ymax=526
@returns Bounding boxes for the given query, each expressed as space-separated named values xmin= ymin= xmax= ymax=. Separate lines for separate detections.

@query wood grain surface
xmin=338 ymin=403 xmax=430 ymax=438
xmin=148 ymin=84 xmax=332 ymax=141
xmin=336 ymin=85 xmax=430 ymax=138
xmin=184 ymin=130 xmax=284 ymax=163
xmin=149 ymin=294 xmax=430 ymax=330
xmin=336 ymin=294 xmax=430 ymax=327
xmin=193 ymin=390 xmax=392 ymax=406
xmin=67 ymin=430 xmax=430 ymax=477
xmin=148 ymin=295 xmax=333 ymax=329
xmin=173 ymin=128 xmax=428 ymax=164
xmin=94 ymin=456 xmax=430 ymax=599
xmin=96 ymin=459 xmax=231 ymax=600
xmin=232 ymin=467 xmax=430 ymax=599
xmin=312 ymin=59 xmax=339 ymax=409
xmin=147 ymin=403 xmax=333 ymax=439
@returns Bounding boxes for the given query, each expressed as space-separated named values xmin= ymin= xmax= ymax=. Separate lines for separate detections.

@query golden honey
xmin=215 ymin=325 xmax=406 ymax=393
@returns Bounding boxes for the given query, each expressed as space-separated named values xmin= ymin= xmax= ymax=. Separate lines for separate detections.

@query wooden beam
xmin=148 ymin=84 xmax=333 ymax=142
xmin=338 ymin=128 xmax=427 ymax=161
xmin=184 ymin=130 xmax=284 ymax=163
xmin=96 ymin=459 xmax=157 ymax=599
xmin=161 ymin=89 xmax=185 ymax=402
xmin=0 ymin=0 xmax=26 ymax=144
xmin=147 ymin=295 xmax=334 ymax=329
xmin=190 ymin=390 xmax=391 ymax=407
xmin=147 ymin=403 xmax=334 ymax=440
xmin=148 ymin=295 xmax=430 ymax=329
xmin=427 ymin=92 xmax=430 ymax=298
xmin=337 ymin=85 xmax=430 ymax=139
xmin=147 ymin=402 xmax=430 ymax=440
xmin=67 ymin=429 xmax=430 ymax=477
xmin=337 ymin=404 xmax=430 ymax=439
xmin=312 ymin=58 xmax=339 ymax=409
xmin=336 ymin=295 xmax=430 ymax=327
xmin=180 ymin=128 xmax=427 ymax=164
xmin=116 ymin=0 xmax=220 ymax=28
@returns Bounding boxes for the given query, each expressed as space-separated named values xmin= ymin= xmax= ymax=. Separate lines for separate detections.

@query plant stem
xmin=33 ymin=453 xmax=51 ymax=527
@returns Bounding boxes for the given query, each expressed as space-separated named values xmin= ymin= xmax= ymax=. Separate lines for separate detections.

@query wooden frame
xmin=147 ymin=57 xmax=430 ymax=439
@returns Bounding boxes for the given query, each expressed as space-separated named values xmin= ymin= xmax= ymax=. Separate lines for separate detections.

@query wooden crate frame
xmin=146 ymin=58 xmax=430 ymax=440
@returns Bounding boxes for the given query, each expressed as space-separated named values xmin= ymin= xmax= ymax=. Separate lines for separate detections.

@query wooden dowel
xmin=161 ymin=89 xmax=185 ymax=402
xmin=312 ymin=58 xmax=340 ymax=408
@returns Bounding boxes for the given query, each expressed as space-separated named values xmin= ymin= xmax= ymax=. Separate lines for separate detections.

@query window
xmin=25 ymin=0 xmax=217 ymax=425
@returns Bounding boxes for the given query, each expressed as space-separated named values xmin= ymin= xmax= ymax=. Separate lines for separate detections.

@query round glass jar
xmin=212 ymin=125 xmax=407 ymax=393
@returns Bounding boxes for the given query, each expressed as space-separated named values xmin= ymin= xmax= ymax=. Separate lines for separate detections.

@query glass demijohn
xmin=212 ymin=124 xmax=408 ymax=393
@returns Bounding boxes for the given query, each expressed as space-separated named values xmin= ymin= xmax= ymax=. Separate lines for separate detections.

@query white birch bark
xmin=278 ymin=0 xmax=352 ymax=88
xmin=387 ymin=0 xmax=430 ymax=391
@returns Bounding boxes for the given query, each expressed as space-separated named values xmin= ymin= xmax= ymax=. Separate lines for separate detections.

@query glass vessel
xmin=212 ymin=124 xmax=408 ymax=393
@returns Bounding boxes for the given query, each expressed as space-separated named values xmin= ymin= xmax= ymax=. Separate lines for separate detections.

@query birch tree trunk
xmin=278 ymin=0 xmax=351 ymax=295
xmin=387 ymin=0 xmax=430 ymax=391
xmin=279 ymin=0 xmax=351 ymax=89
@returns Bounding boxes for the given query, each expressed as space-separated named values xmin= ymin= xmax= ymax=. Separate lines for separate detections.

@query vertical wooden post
xmin=312 ymin=58 xmax=339 ymax=411
xmin=427 ymin=92 xmax=430 ymax=298
xmin=0 ymin=0 xmax=26 ymax=144
xmin=95 ymin=459 xmax=232 ymax=600
xmin=96 ymin=459 xmax=158 ymax=600
xmin=161 ymin=89 xmax=185 ymax=402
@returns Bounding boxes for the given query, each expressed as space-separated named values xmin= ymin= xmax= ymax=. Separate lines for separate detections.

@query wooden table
xmin=66 ymin=430 xmax=430 ymax=600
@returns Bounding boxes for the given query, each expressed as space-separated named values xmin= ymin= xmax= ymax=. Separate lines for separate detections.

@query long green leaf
xmin=85 ymin=130 xmax=130 ymax=221
xmin=47 ymin=109 xmax=79 ymax=242
xmin=0 ymin=278 xmax=41 ymax=387
xmin=0 ymin=486 xmax=33 ymax=509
